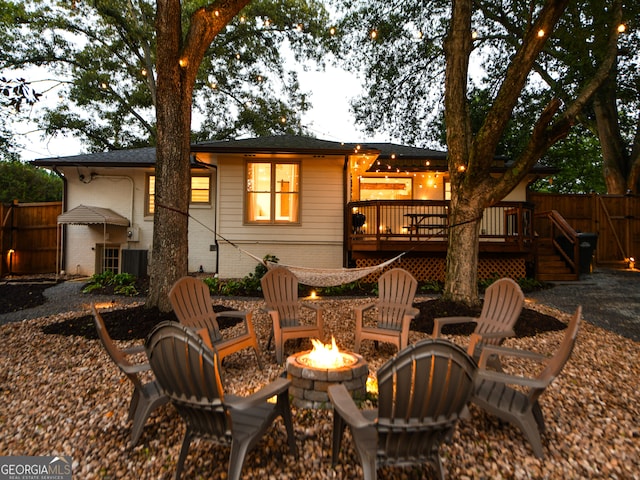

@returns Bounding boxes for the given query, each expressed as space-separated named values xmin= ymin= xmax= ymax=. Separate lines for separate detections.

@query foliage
xmin=1 ymin=0 xmax=338 ymax=152
xmin=82 ymin=270 xmax=139 ymax=296
xmin=419 ymin=280 xmax=443 ymax=294
xmin=333 ymin=0 xmax=639 ymax=193
xmin=0 ymin=160 xmax=62 ymax=202
xmin=1 ymin=77 xmax=41 ymax=112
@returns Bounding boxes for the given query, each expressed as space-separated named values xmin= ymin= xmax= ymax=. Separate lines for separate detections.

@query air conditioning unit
xmin=122 ymin=249 xmax=148 ymax=277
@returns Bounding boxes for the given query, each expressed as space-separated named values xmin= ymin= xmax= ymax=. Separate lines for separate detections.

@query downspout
xmin=53 ymin=166 xmax=67 ymax=278
xmin=343 ymin=155 xmax=349 ymax=267
xmin=211 ymin=164 xmax=219 ymax=274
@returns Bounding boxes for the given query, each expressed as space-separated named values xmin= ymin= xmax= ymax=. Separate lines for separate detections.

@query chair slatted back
xmin=261 ymin=267 xmax=301 ymax=328
xmin=530 ymin=306 xmax=581 ymax=402
xmin=476 ymin=277 xmax=524 ymax=343
xmin=169 ymin=276 xmax=223 ymax=342
xmin=93 ymin=306 xmax=143 ymax=390
xmin=375 ymin=339 xmax=476 ymax=463
xmin=146 ymin=322 xmax=230 ymax=440
xmin=376 ymin=268 xmax=418 ymax=331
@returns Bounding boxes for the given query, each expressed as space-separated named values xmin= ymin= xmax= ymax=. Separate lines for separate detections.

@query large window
xmin=146 ymin=174 xmax=211 ymax=215
xmin=246 ymin=161 xmax=300 ymax=223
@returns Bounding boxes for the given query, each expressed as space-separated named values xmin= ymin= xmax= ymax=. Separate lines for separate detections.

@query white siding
xmin=216 ymin=155 xmax=345 ymax=278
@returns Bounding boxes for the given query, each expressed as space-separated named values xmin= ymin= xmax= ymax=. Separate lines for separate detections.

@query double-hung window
xmin=246 ymin=161 xmax=300 ymax=223
xmin=146 ymin=173 xmax=211 ymax=215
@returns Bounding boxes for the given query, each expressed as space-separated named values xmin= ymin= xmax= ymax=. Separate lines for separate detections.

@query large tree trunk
xmin=147 ymin=0 xmax=251 ymax=311
xmin=148 ymin=0 xmax=192 ymax=311
xmin=593 ymin=74 xmax=629 ymax=194
xmin=443 ymin=194 xmax=483 ymax=306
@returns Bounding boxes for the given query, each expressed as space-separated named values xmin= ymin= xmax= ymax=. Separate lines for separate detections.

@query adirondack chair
xmin=353 ymin=268 xmax=419 ymax=354
xmin=169 ymin=276 xmax=262 ymax=369
xmin=145 ymin=321 xmax=297 ymax=480
xmin=92 ymin=304 xmax=169 ymax=447
xmin=432 ymin=277 xmax=524 ymax=360
xmin=260 ymin=266 xmax=324 ymax=364
xmin=328 ymin=338 xmax=477 ymax=480
xmin=471 ymin=306 xmax=582 ymax=458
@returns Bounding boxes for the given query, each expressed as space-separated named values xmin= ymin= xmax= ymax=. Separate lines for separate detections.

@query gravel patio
xmin=1 ymin=289 xmax=639 ymax=479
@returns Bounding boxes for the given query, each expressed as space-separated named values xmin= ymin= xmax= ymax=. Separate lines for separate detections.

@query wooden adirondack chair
xmin=471 ymin=306 xmax=582 ymax=458
xmin=432 ymin=277 xmax=524 ymax=359
xmin=92 ymin=304 xmax=169 ymax=447
xmin=260 ymin=267 xmax=324 ymax=364
xmin=353 ymin=268 xmax=419 ymax=354
xmin=145 ymin=321 xmax=297 ymax=480
xmin=169 ymin=276 xmax=262 ymax=369
xmin=328 ymin=338 xmax=477 ymax=480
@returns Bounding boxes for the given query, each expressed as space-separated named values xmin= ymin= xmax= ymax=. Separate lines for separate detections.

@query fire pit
xmin=286 ymin=337 xmax=369 ymax=409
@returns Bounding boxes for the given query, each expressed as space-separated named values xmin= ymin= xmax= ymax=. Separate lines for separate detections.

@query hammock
xmin=241 ymin=248 xmax=407 ymax=287
xmin=155 ymin=204 xmax=408 ymax=287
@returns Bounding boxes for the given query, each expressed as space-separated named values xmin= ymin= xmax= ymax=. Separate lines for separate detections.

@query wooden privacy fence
xmin=1 ymin=201 xmax=62 ymax=276
xmin=529 ymin=193 xmax=639 ymax=267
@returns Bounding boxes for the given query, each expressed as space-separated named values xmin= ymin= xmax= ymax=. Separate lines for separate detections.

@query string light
xmin=100 ymin=82 xmax=108 ymax=90
xmin=329 ymin=26 xmax=336 ymax=35
xmin=239 ymin=15 xmax=246 ymax=23
xmin=537 ymin=29 xmax=545 ymax=38
xmin=457 ymin=165 xmax=466 ymax=172
xmin=141 ymin=68 xmax=148 ymax=77
xmin=370 ymin=29 xmax=378 ymax=39
xmin=213 ymin=10 xmax=220 ymax=17
xmin=280 ymin=116 xmax=287 ymax=123
xmin=617 ymin=24 xmax=626 ymax=33
xmin=179 ymin=57 xmax=188 ymax=67
xmin=296 ymin=23 xmax=304 ymax=32
xmin=471 ymin=30 xmax=478 ymax=39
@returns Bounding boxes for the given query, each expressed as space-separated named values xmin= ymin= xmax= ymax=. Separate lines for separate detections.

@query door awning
xmin=57 ymin=204 xmax=130 ymax=226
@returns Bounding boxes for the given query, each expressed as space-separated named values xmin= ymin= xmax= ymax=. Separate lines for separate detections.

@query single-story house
xmin=32 ymin=134 xmax=559 ymax=281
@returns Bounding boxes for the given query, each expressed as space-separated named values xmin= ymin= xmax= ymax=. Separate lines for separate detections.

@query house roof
xmin=31 ymin=134 xmax=554 ymax=175
xmin=57 ymin=204 xmax=130 ymax=226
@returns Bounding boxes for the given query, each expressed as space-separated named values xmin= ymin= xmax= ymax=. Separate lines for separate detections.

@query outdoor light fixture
xmin=628 ymin=257 xmax=635 ymax=269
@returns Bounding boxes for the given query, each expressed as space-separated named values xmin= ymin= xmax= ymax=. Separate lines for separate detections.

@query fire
xmin=300 ymin=336 xmax=355 ymax=369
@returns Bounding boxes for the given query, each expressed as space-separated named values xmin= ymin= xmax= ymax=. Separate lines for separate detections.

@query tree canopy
xmin=333 ymin=0 xmax=638 ymax=193
xmin=0 ymin=161 xmax=62 ymax=203
xmin=0 ymin=0 xmax=338 ymax=154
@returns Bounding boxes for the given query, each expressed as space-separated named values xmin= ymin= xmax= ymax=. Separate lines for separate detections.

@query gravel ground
xmin=1 ymin=270 xmax=639 ymax=479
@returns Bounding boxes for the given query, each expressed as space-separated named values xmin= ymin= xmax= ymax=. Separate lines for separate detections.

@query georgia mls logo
xmin=0 ymin=456 xmax=72 ymax=480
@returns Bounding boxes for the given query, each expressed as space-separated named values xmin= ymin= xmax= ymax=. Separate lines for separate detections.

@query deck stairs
xmin=535 ymin=238 xmax=579 ymax=282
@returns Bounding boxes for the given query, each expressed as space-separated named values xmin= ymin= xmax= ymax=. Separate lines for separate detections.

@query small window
xmin=96 ymin=245 xmax=120 ymax=273
xmin=246 ymin=161 xmax=299 ymax=223
xmin=146 ymin=173 xmax=211 ymax=215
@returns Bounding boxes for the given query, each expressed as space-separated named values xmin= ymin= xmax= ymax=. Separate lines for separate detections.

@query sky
xmin=16 ymin=63 xmax=393 ymax=162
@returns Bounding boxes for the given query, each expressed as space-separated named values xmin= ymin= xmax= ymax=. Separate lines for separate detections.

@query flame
xmin=301 ymin=336 xmax=354 ymax=369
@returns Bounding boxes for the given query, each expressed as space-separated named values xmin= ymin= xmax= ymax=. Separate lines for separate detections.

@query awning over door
xmin=57 ymin=204 xmax=130 ymax=226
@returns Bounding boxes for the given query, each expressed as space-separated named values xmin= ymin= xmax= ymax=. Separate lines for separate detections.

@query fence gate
xmin=1 ymin=201 xmax=62 ymax=276
xmin=529 ymin=193 xmax=639 ymax=267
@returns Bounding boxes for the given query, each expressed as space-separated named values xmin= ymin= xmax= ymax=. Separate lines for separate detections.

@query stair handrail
xmin=535 ymin=209 xmax=579 ymax=274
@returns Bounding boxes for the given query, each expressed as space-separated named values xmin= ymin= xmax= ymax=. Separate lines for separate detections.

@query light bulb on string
xmin=617 ymin=24 xmax=626 ymax=33
xmin=329 ymin=26 xmax=336 ymax=35
xmin=370 ymin=29 xmax=378 ymax=40
xmin=537 ymin=29 xmax=545 ymax=38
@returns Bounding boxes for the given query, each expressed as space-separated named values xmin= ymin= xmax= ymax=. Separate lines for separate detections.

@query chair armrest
xmin=475 ymin=368 xmax=548 ymax=390
xmin=121 ymin=363 xmax=152 ymax=375
xmin=468 ymin=330 xmax=515 ymax=356
xmin=123 ymin=344 xmax=146 ymax=355
xmin=216 ymin=310 xmax=250 ymax=319
xmin=477 ymin=344 xmax=548 ymax=369
xmin=327 ymin=384 xmax=373 ymax=430
xmin=227 ymin=377 xmax=291 ymax=411
xmin=301 ymin=302 xmax=322 ymax=312
xmin=353 ymin=302 xmax=377 ymax=316
xmin=432 ymin=316 xmax=477 ymax=337
xmin=406 ymin=307 xmax=420 ymax=318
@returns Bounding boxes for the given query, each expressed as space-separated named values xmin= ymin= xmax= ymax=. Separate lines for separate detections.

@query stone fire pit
xmin=286 ymin=347 xmax=369 ymax=409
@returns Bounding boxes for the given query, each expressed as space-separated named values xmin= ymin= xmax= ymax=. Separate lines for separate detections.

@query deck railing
xmin=347 ymin=200 xmax=535 ymax=252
